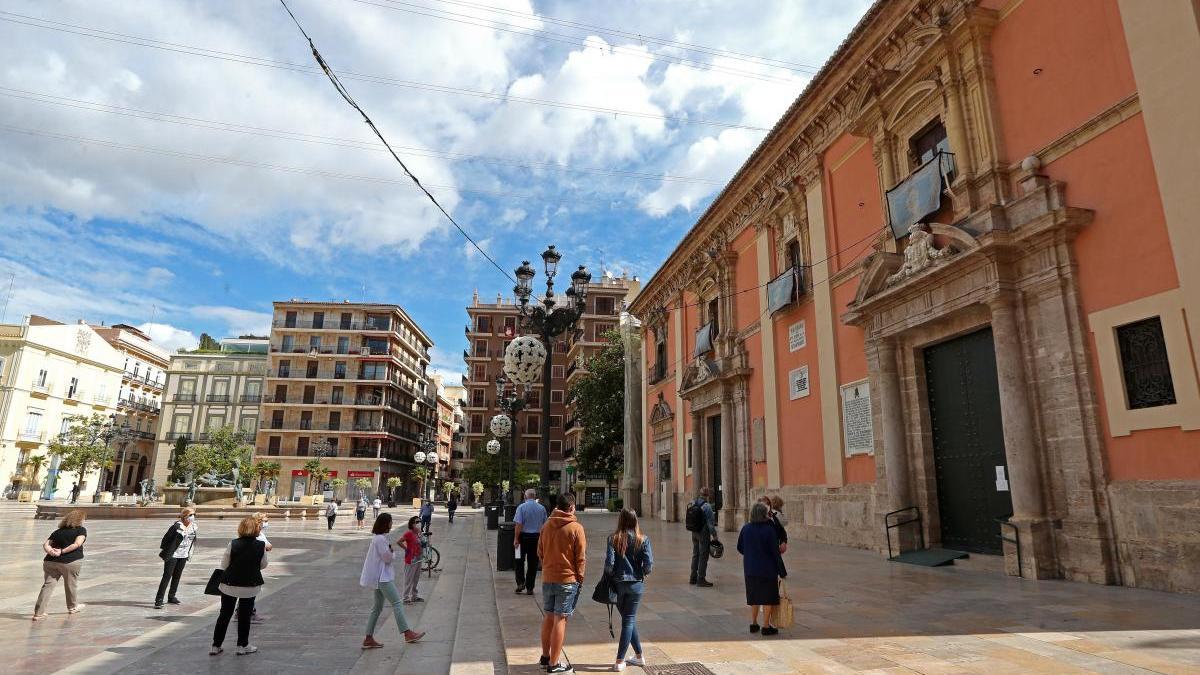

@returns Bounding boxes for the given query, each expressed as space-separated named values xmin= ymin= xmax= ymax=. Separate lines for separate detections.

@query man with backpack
xmin=686 ymin=487 xmax=718 ymax=587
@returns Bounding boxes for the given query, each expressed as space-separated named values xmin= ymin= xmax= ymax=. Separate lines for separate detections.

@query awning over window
xmin=767 ymin=267 xmax=800 ymax=314
xmin=886 ymin=152 xmax=953 ymax=238
xmin=694 ymin=322 xmax=713 ymax=357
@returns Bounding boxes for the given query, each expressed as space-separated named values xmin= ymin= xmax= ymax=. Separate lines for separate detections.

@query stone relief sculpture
xmin=886 ymin=222 xmax=955 ymax=286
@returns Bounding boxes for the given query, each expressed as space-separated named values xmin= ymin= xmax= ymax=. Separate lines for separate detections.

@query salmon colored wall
xmin=991 ymin=0 xmax=1137 ymax=162
xmin=731 ymin=227 xmax=768 ymax=488
xmin=831 ymin=279 xmax=876 ymax=484
xmin=773 ymin=298 xmax=824 ymax=486
xmin=824 ymin=134 xmax=885 ymax=273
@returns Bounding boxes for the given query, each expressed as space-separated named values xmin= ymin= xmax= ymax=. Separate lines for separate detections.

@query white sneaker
xmin=612 ymin=661 xmax=626 ymax=672
xmin=626 ymin=655 xmax=646 ymax=666
xmin=209 ymin=646 xmax=223 ymax=656
xmin=236 ymin=645 xmax=258 ymax=656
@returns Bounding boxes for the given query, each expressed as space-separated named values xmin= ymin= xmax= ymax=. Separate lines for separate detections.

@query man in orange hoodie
xmin=536 ymin=492 xmax=586 ymax=673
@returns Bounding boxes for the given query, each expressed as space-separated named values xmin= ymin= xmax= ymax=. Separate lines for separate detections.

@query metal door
xmin=924 ymin=327 xmax=1013 ymax=554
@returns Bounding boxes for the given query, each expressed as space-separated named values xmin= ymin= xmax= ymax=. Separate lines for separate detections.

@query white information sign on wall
xmin=788 ymin=365 xmax=810 ymax=400
xmin=788 ymin=320 xmax=807 ymax=352
xmin=840 ymin=379 xmax=874 ymax=456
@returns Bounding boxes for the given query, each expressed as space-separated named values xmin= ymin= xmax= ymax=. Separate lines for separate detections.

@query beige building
xmin=443 ymin=383 xmax=466 ymax=483
xmin=0 ymin=316 xmax=124 ymax=500
xmin=255 ymin=301 xmax=435 ymax=502
xmin=153 ymin=338 xmax=268 ymax=486
xmin=93 ymin=323 xmax=170 ymax=494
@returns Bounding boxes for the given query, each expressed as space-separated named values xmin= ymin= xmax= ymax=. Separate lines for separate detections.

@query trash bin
xmin=496 ymin=521 xmax=515 ymax=572
xmin=504 ymin=503 xmax=517 ymax=521
xmin=485 ymin=505 xmax=500 ymax=530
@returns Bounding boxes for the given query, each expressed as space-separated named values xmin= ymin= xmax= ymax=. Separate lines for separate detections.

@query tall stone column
xmin=690 ymin=409 xmax=705 ymax=495
xmin=988 ymin=295 xmax=1057 ymax=578
xmin=621 ymin=322 xmax=643 ymax=513
xmin=875 ymin=338 xmax=911 ymax=511
xmin=719 ymin=389 xmax=737 ymax=531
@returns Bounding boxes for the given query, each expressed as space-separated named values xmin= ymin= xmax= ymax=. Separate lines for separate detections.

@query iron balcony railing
xmin=173 ymin=394 xmax=197 ymax=403
xmin=273 ymin=319 xmax=393 ymax=331
xmin=206 ymin=394 xmax=231 ymax=403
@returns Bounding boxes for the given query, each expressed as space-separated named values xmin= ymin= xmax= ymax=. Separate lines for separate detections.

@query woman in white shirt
xmin=155 ymin=508 xmax=197 ymax=609
xmin=360 ymin=513 xmax=425 ymax=649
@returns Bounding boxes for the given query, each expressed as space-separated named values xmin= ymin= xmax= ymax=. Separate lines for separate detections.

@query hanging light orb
xmin=489 ymin=414 xmax=512 ymax=438
xmin=503 ymin=335 xmax=547 ymax=384
xmin=427 ymin=451 xmax=439 ymax=464
xmin=413 ymin=451 xmax=427 ymax=464
xmin=486 ymin=439 xmax=501 ymax=455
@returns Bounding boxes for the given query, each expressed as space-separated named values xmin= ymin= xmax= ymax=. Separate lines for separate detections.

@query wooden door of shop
xmin=924 ymin=327 xmax=1013 ymax=554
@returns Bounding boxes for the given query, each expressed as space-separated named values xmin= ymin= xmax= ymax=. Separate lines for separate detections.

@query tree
xmin=16 ymin=453 xmax=47 ymax=490
xmin=251 ymin=460 xmax=281 ymax=497
xmin=199 ymin=333 xmax=220 ymax=351
xmin=174 ymin=444 xmax=214 ymax=484
xmin=354 ymin=477 xmax=373 ymax=499
xmin=167 ymin=436 xmax=187 ymax=483
xmin=303 ymin=458 xmax=329 ymax=495
xmin=311 ymin=437 xmax=334 ymax=459
xmin=386 ymin=476 xmax=403 ymax=504
xmin=442 ymin=480 xmax=457 ymax=498
xmin=50 ymin=414 xmax=118 ymax=498
xmin=330 ymin=478 xmax=347 ymax=499
xmin=568 ymin=329 xmax=628 ymax=482
xmin=202 ymin=425 xmax=253 ymax=485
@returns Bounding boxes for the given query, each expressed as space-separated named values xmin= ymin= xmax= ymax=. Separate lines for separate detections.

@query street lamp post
xmin=104 ymin=418 xmax=134 ymax=497
xmin=493 ymin=374 xmax=525 ymax=506
xmin=418 ymin=434 xmax=437 ymax=503
xmin=512 ymin=246 xmax=590 ymax=501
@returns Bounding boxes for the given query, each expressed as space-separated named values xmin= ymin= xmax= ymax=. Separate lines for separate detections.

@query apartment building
xmin=0 ymin=316 xmax=123 ymax=500
xmin=92 ymin=323 xmax=170 ymax=494
xmin=256 ymin=301 xmax=435 ymax=501
xmin=443 ymin=383 xmax=466 ymax=482
xmin=563 ymin=273 xmax=640 ymax=507
xmin=153 ymin=338 xmax=268 ymax=485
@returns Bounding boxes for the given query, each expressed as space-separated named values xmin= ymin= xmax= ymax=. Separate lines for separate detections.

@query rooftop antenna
xmin=149 ymin=304 xmax=158 ymax=324
xmin=0 ymin=273 xmax=13 ymax=324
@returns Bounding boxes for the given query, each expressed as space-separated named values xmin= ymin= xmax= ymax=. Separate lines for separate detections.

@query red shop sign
xmin=326 ymin=471 xmax=338 ymax=478
xmin=291 ymin=470 xmax=309 ymax=476
xmin=347 ymin=471 xmax=375 ymax=478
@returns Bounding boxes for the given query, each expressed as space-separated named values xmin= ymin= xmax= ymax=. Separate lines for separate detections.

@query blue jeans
xmin=542 ymin=582 xmax=581 ymax=616
xmin=615 ymin=580 xmax=644 ymax=660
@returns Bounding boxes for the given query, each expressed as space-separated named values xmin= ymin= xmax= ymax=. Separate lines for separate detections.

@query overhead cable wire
xmin=276 ymin=0 xmax=519 ymax=284
xmin=416 ymin=0 xmax=822 ymax=73
xmin=0 ymin=87 xmax=726 ymax=186
xmin=0 ymin=10 xmax=769 ymax=132
xmin=349 ymin=0 xmax=804 ymax=84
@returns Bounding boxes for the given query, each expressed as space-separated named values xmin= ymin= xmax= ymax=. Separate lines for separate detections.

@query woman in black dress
xmin=736 ymin=502 xmax=786 ymax=636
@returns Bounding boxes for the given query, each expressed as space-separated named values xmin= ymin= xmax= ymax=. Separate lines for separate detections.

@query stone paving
xmin=0 ymin=502 xmax=502 ymax=675
xmin=490 ymin=511 xmax=1200 ymax=674
xmin=4 ymin=502 xmax=1200 ymax=674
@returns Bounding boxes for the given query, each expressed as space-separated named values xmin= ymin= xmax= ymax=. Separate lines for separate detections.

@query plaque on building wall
xmin=788 ymin=365 xmax=810 ymax=400
xmin=752 ymin=417 xmax=765 ymax=462
xmin=840 ymin=380 xmax=873 ymax=456
xmin=788 ymin=321 xmax=807 ymax=352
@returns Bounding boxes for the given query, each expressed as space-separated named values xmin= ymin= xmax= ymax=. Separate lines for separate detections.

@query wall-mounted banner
xmin=788 ymin=365 xmax=810 ymax=400
xmin=693 ymin=322 xmax=713 ymax=357
xmin=886 ymin=152 xmax=953 ymax=238
xmin=767 ymin=267 xmax=798 ymax=314
xmin=840 ymin=379 xmax=874 ymax=456
xmin=788 ymin=321 xmax=807 ymax=352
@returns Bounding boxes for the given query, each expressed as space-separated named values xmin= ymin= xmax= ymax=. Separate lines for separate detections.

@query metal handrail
xmin=884 ymin=505 xmax=925 ymax=560
xmin=997 ymin=515 xmax=1022 ymax=578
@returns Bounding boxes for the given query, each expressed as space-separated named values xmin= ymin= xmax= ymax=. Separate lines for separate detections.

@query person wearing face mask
xmin=155 ymin=507 xmax=198 ymax=609
xmin=248 ymin=513 xmax=274 ymax=624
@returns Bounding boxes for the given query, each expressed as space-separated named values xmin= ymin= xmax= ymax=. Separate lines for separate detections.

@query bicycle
xmin=422 ymin=544 xmax=440 ymax=577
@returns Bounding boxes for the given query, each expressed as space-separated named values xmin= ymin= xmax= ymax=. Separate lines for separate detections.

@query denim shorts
xmin=542 ymin=582 xmax=581 ymax=616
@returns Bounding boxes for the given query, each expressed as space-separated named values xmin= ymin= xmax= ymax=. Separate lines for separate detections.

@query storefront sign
xmin=840 ymin=380 xmax=874 ymax=456
xmin=347 ymin=470 xmax=374 ymax=478
xmin=291 ymin=469 xmax=309 ymax=477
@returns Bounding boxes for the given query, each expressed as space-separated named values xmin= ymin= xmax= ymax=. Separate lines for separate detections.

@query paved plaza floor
xmin=2 ymin=503 xmax=1199 ymax=674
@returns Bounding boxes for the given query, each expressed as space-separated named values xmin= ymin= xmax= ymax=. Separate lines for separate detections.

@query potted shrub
xmin=471 ymin=481 xmax=484 ymax=507
xmin=572 ymin=481 xmax=587 ymax=511
xmin=330 ymin=478 xmax=347 ymax=502
xmin=386 ymin=477 xmax=402 ymax=507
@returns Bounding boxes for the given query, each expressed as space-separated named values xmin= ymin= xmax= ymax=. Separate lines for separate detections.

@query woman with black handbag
xmin=209 ymin=516 xmax=268 ymax=656
xmin=603 ymin=509 xmax=654 ymax=672
xmin=155 ymin=507 xmax=197 ymax=609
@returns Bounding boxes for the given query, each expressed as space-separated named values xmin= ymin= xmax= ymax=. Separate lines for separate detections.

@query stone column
xmin=988 ymin=295 xmax=1057 ymax=578
xmin=719 ymin=390 xmax=737 ymax=531
xmin=690 ymin=408 xmax=705 ymax=494
xmin=942 ymin=75 xmax=975 ymax=181
xmin=621 ymin=322 xmax=644 ymax=513
xmin=875 ymin=338 xmax=911 ymax=511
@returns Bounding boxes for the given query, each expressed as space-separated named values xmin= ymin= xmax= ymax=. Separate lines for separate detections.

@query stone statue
xmin=138 ymin=479 xmax=150 ymax=502
xmin=887 ymin=222 xmax=954 ymax=286
xmin=149 ymin=479 xmax=157 ymax=501
xmin=185 ymin=482 xmax=198 ymax=505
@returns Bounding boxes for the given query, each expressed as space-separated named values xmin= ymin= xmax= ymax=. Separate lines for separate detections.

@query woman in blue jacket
xmin=604 ymin=508 xmax=653 ymax=671
xmin=737 ymin=501 xmax=786 ymax=636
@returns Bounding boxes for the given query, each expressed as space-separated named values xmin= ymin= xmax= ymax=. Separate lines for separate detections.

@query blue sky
xmin=0 ymin=0 xmax=869 ymax=383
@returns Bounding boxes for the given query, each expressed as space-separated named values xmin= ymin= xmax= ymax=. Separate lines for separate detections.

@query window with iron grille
xmin=1116 ymin=316 xmax=1177 ymax=410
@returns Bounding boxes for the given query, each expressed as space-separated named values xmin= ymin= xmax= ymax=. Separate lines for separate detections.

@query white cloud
xmin=427 ymin=345 xmax=464 ymax=387
xmin=137 ymin=321 xmax=197 ymax=352
xmin=639 ymin=128 xmax=762 ymax=215
xmin=191 ymin=305 xmax=272 ymax=337
xmin=500 ymin=207 xmax=527 ymax=225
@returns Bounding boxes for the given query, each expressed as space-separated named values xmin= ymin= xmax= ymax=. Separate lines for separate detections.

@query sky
xmin=0 ymin=0 xmax=870 ymax=385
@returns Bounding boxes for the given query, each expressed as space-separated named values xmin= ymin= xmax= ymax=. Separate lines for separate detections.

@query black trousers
xmin=326 ymin=515 xmax=336 ymax=530
xmin=514 ymin=532 xmax=540 ymax=592
xmin=448 ymin=508 xmax=456 ymax=523
xmin=155 ymin=557 xmax=187 ymax=603
xmin=212 ymin=594 xmax=255 ymax=648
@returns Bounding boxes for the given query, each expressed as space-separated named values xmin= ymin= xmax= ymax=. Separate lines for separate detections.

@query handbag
xmin=775 ymin=578 xmax=795 ymax=629
xmin=204 ymin=568 xmax=225 ymax=596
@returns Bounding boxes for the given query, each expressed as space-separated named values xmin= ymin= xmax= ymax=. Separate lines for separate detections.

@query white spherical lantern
xmin=427 ymin=451 xmax=439 ymax=464
xmin=486 ymin=439 xmax=501 ymax=455
xmin=489 ymin=414 xmax=512 ymax=438
xmin=413 ymin=451 xmax=427 ymax=464
xmin=504 ymin=335 xmax=547 ymax=384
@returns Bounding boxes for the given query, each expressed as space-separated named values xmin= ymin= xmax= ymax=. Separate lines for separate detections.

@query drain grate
xmin=643 ymin=664 xmax=716 ymax=675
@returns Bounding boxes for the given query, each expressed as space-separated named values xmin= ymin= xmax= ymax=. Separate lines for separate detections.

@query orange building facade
xmin=629 ymin=0 xmax=1200 ymax=593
